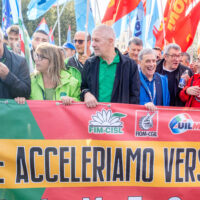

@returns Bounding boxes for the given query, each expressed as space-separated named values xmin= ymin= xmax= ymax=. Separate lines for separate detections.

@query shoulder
xmin=178 ymin=64 xmax=193 ymax=75
xmin=156 ymin=59 xmax=165 ymax=72
xmin=60 ymin=70 xmax=79 ymax=85
xmin=155 ymin=72 xmax=168 ymax=82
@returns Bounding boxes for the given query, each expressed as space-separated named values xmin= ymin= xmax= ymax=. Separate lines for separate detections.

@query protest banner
xmin=0 ymin=99 xmax=200 ymax=199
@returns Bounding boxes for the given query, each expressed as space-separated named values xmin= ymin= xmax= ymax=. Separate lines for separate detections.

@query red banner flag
xmin=102 ymin=0 xmax=141 ymax=24
xmin=154 ymin=0 xmax=196 ymax=50
xmin=172 ymin=2 xmax=200 ymax=52
xmin=1 ymin=100 xmax=200 ymax=199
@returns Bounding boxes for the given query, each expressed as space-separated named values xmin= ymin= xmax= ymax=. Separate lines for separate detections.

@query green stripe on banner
xmin=0 ymin=99 xmax=45 ymax=199
xmin=0 ymin=188 xmax=46 ymax=200
xmin=0 ymin=99 xmax=44 ymax=139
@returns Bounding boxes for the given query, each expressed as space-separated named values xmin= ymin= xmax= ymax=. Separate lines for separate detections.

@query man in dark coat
xmin=0 ymin=29 xmax=31 ymax=99
xmin=81 ymin=25 xmax=140 ymax=108
xmin=156 ymin=43 xmax=193 ymax=106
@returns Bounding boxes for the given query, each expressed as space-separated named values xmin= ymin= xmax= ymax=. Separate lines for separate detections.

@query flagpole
xmin=84 ymin=0 xmax=90 ymax=54
xmin=49 ymin=1 xmax=68 ymax=42
xmin=94 ymin=0 xmax=97 ymax=24
xmin=96 ymin=0 xmax=101 ymax=23
xmin=128 ymin=14 xmax=132 ymax=41
xmin=160 ymin=0 xmax=166 ymax=48
xmin=57 ymin=0 xmax=61 ymax=46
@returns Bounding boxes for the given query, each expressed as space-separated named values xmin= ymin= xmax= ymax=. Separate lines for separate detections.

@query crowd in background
xmin=1 ymin=24 xmax=200 ymax=110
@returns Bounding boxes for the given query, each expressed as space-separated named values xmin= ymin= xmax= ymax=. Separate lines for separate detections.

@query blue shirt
xmin=140 ymin=72 xmax=157 ymax=105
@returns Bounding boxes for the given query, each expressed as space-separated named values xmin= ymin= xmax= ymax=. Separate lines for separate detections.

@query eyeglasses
xmin=34 ymin=53 xmax=49 ymax=61
xmin=73 ymin=39 xmax=84 ymax=45
xmin=166 ymin=54 xmax=181 ymax=59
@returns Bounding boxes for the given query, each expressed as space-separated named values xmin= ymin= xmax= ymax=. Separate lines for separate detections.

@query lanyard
xmin=142 ymin=80 xmax=156 ymax=103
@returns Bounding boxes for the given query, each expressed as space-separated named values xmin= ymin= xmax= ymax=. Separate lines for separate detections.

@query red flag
xmin=172 ymin=2 xmax=200 ymax=51
xmin=153 ymin=0 xmax=195 ymax=49
xmin=49 ymin=27 xmax=55 ymax=44
xmin=102 ymin=0 xmax=141 ymax=24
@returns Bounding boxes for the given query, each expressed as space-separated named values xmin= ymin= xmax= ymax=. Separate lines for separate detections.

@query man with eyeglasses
xmin=156 ymin=43 xmax=193 ymax=106
xmin=0 ymin=28 xmax=31 ymax=99
xmin=66 ymin=31 xmax=91 ymax=73
xmin=81 ymin=25 xmax=140 ymax=108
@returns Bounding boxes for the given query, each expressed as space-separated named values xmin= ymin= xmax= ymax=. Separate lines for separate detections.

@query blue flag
xmin=1 ymin=0 xmax=13 ymax=35
xmin=134 ymin=1 xmax=144 ymax=39
xmin=34 ymin=17 xmax=50 ymax=34
xmin=74 ymin=0 xmax=95 ymax=34
xmin=142 ymin=0 xmax=160 ymax=48
xmin=27 ymin=0 xmax=70 ymax=20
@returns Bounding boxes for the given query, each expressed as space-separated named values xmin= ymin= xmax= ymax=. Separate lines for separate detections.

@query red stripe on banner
xmin=27 ymin=100 xmax=200 ymax=142
xmin=42 ymin=186 xmax=200 ymax=200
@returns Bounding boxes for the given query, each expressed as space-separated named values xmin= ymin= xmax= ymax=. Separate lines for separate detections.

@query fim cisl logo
xmin=88 ymin=109 xmax=127 ymax=134
xmin=135 ymin=111 xmax=158 ymax=137
xmin=169 ymin=113 xmax=200 ymax=134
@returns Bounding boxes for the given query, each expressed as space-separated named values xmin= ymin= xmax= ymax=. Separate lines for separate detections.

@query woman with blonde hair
xmin=15 ymin=43 xmax=80 ymax=104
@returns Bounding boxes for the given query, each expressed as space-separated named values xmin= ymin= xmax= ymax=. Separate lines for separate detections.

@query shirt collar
xmin=99 ymin=50 xmax=120 ymax=65
xmin=141 ymin=71 xmax=155 ymax=82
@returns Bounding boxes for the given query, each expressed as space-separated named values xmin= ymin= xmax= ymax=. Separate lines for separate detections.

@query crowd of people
xmin=1 ymin=24 xmax=200 ymax=109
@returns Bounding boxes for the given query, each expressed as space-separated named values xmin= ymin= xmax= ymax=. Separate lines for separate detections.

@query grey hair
xmin=128 ymin=37 xmax=143 ymax=47
xmin=164 ymin=43 xmax=181 ymax=55
xmin=93 ymin=24 xmax=116 ymax=41
xmin=138 ymin=48 xmax=156 ymax=61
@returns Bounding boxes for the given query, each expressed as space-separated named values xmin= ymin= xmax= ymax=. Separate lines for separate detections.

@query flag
xmin=74 ymin=0 xmax=95 ymax=34
xmin=9 ymin=0 xmax=34 ymax=73
xmin=134 ymin=1 xmax=144 ymax=39
xmin=142 ymin=0 xmax=160 ymax=48
xmin=172 ymin=2 xmax=200 ymax=52
xmin=197 ymin=23 xmax=200 ymax=56
xmin=1 ymin=0 xmax=13 ymax=35
xmin=27 ymin=0 xmax=70 ymax=20
xmin=112 ymin=9 xmax=137 ymax=39
xmin=102 ymin=0 xmax=141 ymax=24
xmin=34 ymin=17 xmax=50 ymax=34
xmin=154 ymin=0 xmax=195 ymax=49
xmin=66 ymin=25 xmax=71 ymax=43
xmin=49 ymin=27 xmax=55 ymax=44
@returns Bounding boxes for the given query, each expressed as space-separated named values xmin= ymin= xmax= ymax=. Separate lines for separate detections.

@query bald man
xmin=81 ymin=25 xmax=140 ymax=107
xmin=66 ymin=31 xmax=91 ymax=73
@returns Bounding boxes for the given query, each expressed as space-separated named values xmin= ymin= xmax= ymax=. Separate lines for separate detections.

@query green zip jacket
xmin=29 ymin=70 xmax=80 ymax=101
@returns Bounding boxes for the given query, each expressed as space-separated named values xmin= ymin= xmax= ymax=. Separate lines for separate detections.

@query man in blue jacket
xmin=138 ymin=48 xmax=170 ymax=111
xmin=81 ymin=25 xmax=140 ymax=107
xmin=0 ymin=29 xmax=30 ymax=99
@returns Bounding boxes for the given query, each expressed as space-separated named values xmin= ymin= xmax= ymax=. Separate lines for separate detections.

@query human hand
xmin=84 ymin=92 xmax=98 ymax=108
xmin=186 ymin=86 xmax=200 ymax=96
xmin=144 ymin=102 xmax=157 ymax=112
xmin=12 ymin=41 xmax=21 ymax=55
xmin=0 ymin=62 xmax=9 ymax=80
xmin=79 ymin=54 xmax=89 ymax=65
xmin=181 ymin=73 xmax=190 ymax=84
xmin=61 ymin=96 xmax=74 ymax=105
xmin=14 ymin=97 xmax=26 ymax=104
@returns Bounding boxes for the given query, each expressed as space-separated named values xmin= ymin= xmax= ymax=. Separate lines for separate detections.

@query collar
xmin=99 ymin=50 xmax=120 ymax=65
xmin=141 ymin=71 xmax=155 ymax=83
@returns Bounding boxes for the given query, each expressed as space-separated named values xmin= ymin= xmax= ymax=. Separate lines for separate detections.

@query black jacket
xmin=0 ymin=45 xmax=31 ymax=99
xmin=156 ymin=59 xmax=193 ymax=106
xmin=81 ymin=49 xmax=140 ymax=104
xmin=66 ymin=54 xmax=84 ymax=73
